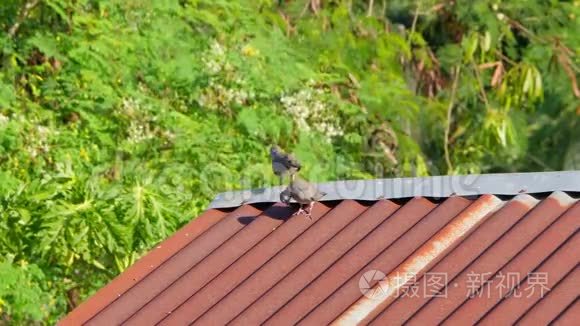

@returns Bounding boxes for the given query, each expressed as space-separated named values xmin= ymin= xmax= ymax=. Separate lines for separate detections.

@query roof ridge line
xmin=209 ymin=170 xmax=580 ymax=209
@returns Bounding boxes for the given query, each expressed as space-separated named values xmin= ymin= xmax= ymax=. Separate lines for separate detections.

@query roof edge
xmin=209 ymin=170 xmax=580 ymax=209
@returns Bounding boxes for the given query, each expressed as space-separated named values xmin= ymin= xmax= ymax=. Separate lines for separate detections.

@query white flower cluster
xmin=0 ymin=113 xmax=9 ymax=125
xmin=280 ymin=88 xmax=343 ymax=141
xmin=120 ymin=97 xmax=140 ymax=117
xmin=198 ymin=80 xmax=253 ymax=110
xmin=117 ymin=97 xmax=158 ymax=145
xmin=202 ymin=40 xmax=230 ymax=75
xmin=160 ymin=129 xmax=176 ymax=145
xmin=28 ymin=125 xmax=54 ymax=158
xmin=198 ymin=40 xmax=255 ymax=111
xmin=0 ymin=114 xmax=57 ymax=158
xmin=127 ymin=120 xmax=155 ymax=144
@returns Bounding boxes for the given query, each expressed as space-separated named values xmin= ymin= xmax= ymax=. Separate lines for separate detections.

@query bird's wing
xmin=313 ymin=190 xmax=327 ymax=201
xmin=283 ymin=153 xmax=301 ymax=169
xmin=291 ymin=177 xmax=319 ymax=201
xmin=272 ymin=160 xmax=287 ymax=175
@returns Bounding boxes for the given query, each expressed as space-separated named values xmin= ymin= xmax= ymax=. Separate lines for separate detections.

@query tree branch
xmin=367 ymin=0 xmax=374 ymax=17
xmin=299 ymin=0 xmax=310 ymax=18
xmin=445 ymin=65 xmax=461 ymax=174
xmin=494 ymin=49 xmax=517 ymax=66
xmin=381 ymin=0 xmax=387 ymax=18
xmin=472 ymin=62 xmax=490 ymax=108
xmin=409 ymin=3 xmax=420 ymax=38
xmin=300 ymin=0 xmax=321 ymax=18
xmin=7 ymin=0 xmax=41 ymax=39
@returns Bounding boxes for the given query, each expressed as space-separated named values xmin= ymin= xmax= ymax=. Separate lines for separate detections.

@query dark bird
xmin=270 ymin=145 xmax=301 ymax=185
xmin=280 ymin=187 xmax=291 ymax=204
xmin=285 ymin=174 xmax=326 ymax=220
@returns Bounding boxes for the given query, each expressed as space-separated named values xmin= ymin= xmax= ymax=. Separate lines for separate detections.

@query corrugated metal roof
xmin=60 ymin=173 xmax=580 ymax=326
xmin=209 ymin=171 xmax=580 ymax=208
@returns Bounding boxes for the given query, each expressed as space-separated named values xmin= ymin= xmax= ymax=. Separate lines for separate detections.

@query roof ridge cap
xmin=209 ymin=170 xmax=580 ymax=209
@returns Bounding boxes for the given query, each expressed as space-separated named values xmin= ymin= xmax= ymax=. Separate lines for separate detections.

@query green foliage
xmin=0 ymin=256 xmax=53 ymax=323
xmin=0 ymin=0 xmax=578 ymax=323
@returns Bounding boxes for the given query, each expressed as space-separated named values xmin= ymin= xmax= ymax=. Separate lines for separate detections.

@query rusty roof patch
xmin=60 ymin=172 xmax=580 ymax=326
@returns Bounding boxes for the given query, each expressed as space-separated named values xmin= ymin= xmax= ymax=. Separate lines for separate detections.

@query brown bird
xmin=270 ymin=145 xmax=301 ymax=184
xmin=285 ymin=174 xmax=326 ymax=219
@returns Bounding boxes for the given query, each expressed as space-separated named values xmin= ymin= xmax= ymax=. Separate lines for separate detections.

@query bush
xmin=0 ymin=0 xmax=578 ymax=322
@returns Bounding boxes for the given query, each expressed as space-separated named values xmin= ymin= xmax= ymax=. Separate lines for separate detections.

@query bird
xmin=285 ymin=173 xmax=326 ymax=220
xmin=280 ymin=187 xmax=291 ymax=204
xmin=270 ymin=145 xmax=301 ymax=185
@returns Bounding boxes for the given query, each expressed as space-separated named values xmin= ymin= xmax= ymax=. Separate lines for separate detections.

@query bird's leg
xmin=305 ymin=202 xmax=315 ymax=220
xmin=292 ymin=204 xmax=306 ymax=216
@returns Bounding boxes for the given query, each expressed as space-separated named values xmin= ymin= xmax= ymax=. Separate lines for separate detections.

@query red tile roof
xmin=60 ymin=177 xmax=579 ymax=325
